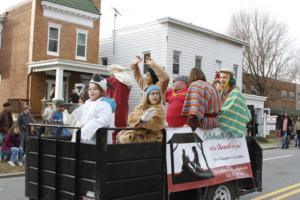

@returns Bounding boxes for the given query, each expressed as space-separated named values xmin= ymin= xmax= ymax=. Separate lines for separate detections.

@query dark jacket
xmin=279 ymin=116 xmax=293 ymax=135
xmin=1 ymin=133 xmax=21 ymax=152
xmin=0 ymin=110 xmax=13 ymax=133
xmin=17 ymin=112 xmax=33 ymax=132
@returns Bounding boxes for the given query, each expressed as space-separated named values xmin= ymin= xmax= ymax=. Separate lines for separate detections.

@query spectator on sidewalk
xmin=0 ymin=102 xmax=14 ymax=140
xmin=42 ymin=102 xmax=53 ymax=124
xmin=294 ymin=116 xmax=300 ymax=148
xmin=17 ymin=105 xmax=35 ymax=151
xmin=69 ymin=89 xmax=80 ymax=103
xmin=2 ymin=125 xmax=24 ymax=166
xmin=279 ymin=113 xmax=293 ymax=149
xmin=50 ymin=104 xmax=71 ymax=137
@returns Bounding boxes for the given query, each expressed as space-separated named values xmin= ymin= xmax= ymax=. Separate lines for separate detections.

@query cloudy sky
xmin=1 ymin=0 xmax=300 ymax=46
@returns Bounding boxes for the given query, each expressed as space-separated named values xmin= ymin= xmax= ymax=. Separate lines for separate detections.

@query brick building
xmin=0 ymin=0 xmax=105 ymax=115
xmin=243 ymin=73 xmax=298 ymax=115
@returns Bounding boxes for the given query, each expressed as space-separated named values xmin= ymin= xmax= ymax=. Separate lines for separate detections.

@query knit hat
xmin=145 ymin=85 xmax=161 ymax=96
xmin=173 ymin=75 xmax=189 ymax=84
xmin=90 ymin=73 xmax=107 ymax=92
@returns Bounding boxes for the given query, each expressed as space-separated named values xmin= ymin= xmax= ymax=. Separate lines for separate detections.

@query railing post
xmin=74 ymin=129 xmax=81 ymax=200
xmin=95 ymin=128 xmax=108 ymax=200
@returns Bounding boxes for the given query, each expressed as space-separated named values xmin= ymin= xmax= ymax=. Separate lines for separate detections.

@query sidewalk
xmin=258 ymin=142 xmax=281 ymax=150
xmin=0 ymin=162 xmax=25 ymax=178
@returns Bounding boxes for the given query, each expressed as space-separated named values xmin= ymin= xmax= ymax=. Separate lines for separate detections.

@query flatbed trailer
xmin=25 ymin=124 xmax=262 ymax=200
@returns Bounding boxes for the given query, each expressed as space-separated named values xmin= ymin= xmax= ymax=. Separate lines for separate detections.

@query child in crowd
xmin=2 ymin=125 xmax=23 ymax=166
xmin=117 ymin=85 xmax=165 ymax=143
xmin=72 ymin=73 xmax=116 ymax=143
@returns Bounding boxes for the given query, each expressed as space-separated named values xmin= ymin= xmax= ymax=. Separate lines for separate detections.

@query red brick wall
xmin=29 ymin=72 xmax=46 ymax=114
xmin=243 ymin=74 xmax=296 ymax=110
xmin=31 ymin=0 xmax=100 ymax=64
xmin=0 ymin=3 xmax=32 ymax=108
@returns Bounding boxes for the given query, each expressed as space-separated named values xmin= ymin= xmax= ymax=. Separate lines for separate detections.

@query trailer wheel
xmin=206 ymin=183 xmax=236 ymax=200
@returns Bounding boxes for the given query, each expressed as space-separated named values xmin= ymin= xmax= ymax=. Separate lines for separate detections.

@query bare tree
xmin=280 ymin=53 xmax=300 ymax=83
xmin=228 ymin=10 xmax=293 ymax=96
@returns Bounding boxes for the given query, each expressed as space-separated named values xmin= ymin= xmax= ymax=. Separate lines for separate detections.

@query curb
xmin=0 ymin=172 xmax=25 ymax=179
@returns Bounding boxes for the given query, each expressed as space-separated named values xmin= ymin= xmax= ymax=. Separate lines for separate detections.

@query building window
xmin=195 ymin=56 xmax=202 ymax=69
xmin=289 ymin=92 xmax=295 ymax=101
xmin=76 ymin=29 xmax=88 ymax=60
xmin=282 ymin=90 xmax=287 ymax=100
xmin=250 ymin=85 xmax=257 ymax=95
xmin=101 ymin=57 xmax=108 ymax=66
xmin=47 ymin=24 xmax=61 ymax=56
xmin=233 ymin=65 xmax=238 ymax=80
xmin=173 ymin=50 xmax=181 ymax=74
xmin=216 ymin=60 xmax=222 ymax=71
xmin=143 ymin=52 xmax=151 ymax=74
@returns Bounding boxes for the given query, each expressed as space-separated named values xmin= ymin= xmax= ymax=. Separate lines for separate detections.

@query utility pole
xmin=112 ymin=7 xmax=121 ymax=56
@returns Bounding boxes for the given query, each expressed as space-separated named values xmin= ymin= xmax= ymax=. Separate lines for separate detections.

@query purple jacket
xmin=1 ymin=133 xmax=21 ymax=152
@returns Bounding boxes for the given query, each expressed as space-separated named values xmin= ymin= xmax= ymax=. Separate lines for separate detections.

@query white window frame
xmin=143 ymin=51 xmax=151 ymax=74
xmin=195 ymin=56 xmax=202 ymax=69
xmin=75 ymin=29 xmax=88 ymax=61
xmin=233 ymin=64 xmax=238 ymax=80
xmin=47 ymin=23 xmax=61 ymax=56
xmin=173 ymin=50 xmax=181 ymax=74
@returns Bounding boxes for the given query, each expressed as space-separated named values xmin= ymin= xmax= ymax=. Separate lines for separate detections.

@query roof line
xmin=157 ymin=17 xmax=247 ymax=46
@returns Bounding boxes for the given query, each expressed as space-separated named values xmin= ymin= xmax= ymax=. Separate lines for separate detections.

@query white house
xmin=100 ymin=17 xmax=248 ymax=112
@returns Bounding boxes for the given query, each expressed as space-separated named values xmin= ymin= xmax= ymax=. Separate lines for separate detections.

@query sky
xmin=1 ymin=0 xmax=300 ymax=47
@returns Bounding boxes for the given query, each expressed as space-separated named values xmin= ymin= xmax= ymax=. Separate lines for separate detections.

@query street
xmin=1 ymin=147 xmax=300 ymax=200
xmin=242 ymin=147 xmax=300 ymax=200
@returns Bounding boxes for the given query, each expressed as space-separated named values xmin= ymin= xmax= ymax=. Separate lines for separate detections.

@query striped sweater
xmin=182 ymin=80 xmax=221 ymax=129
xmin=219 ymin=87 xmax=251 ymax=137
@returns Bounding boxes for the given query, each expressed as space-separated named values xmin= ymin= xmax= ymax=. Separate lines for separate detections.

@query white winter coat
xmin=71 ymin=98 xmax=114 ymax=143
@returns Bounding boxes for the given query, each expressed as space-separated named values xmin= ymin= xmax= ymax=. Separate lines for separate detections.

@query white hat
xmin=220 ymin=67 xmax=234 ymax=74
xmin=90 ymin=73 xmax=107 ymax=92
xmin=107 ymin=64 xmax=133 ymax=86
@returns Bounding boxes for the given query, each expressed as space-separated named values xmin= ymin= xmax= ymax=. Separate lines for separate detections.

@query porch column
xmin=54 ymin=67 xmax=64 ymax=101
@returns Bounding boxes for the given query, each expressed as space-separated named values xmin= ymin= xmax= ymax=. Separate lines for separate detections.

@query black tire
xmin=205 ymin=183 xmax=236 ymax=200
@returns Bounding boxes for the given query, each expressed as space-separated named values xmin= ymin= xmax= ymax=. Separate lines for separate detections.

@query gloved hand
xmin=141 ymin=108 xmax=157 ymax=122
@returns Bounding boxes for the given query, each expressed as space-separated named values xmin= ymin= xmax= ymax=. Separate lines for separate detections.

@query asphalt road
xmin=242 ymin=147 xmax=300 ymax=200
xmin=1 ymin=147 xmax=300 ymax=200
xmin=0 ymin=176 xmax=25 ymax=200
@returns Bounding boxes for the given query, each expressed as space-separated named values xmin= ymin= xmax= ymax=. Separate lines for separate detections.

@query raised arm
xmin=130 ymin=56 xmax=146 ymax=90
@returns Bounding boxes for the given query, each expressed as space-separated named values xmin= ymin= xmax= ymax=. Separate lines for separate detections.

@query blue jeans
xmin=282 ymin=131 xmax=289 ymax=149
xmin=297 ymin=133 xmax=300 ymax=148
xmin=10 ymin=147 xmax=24 ymax=163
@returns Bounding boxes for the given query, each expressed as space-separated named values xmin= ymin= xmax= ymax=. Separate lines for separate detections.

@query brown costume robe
xmin=117 ymin=104 xmax=165 ymax=143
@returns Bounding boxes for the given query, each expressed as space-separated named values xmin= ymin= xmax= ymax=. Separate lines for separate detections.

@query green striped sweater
xmin=219 ymin=87 xmax=251 ymax=137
